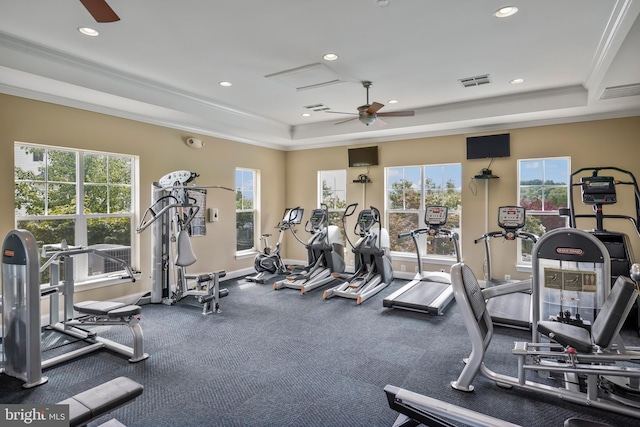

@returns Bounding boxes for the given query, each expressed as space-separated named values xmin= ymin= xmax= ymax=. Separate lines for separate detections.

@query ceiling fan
xmin=326 ymin=81 xmax=415 ymax=126
xmin=80 ymin=0 xmax=120 ymax=23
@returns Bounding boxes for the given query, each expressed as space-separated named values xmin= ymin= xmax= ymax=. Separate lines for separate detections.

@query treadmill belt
xmin=390 ymin=281 xmax=451 ymax=314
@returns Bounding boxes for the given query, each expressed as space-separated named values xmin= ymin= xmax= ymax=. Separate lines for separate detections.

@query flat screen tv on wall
xmin=466 ymin=133 xmax=510 ymax=159
xmin=348 ymin=146 xmax=378 ymax=167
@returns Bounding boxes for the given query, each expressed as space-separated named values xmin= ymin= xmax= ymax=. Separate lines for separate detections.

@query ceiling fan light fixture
xmin=78 ymin=27 xmax=99 ymax=37
xmin=359 ymin=115 xmax=377 ymax=126
xmin=323 ymin=53 xmax=339 ymax=61
xmin=494 ymin=6 xmax=518 ymax=18
xmin=388 ymin=99 xmax=399 ymax=104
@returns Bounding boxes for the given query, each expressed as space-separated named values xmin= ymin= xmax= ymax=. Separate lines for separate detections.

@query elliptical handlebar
xmin=342 ymin=203 xmax=359 ymax=249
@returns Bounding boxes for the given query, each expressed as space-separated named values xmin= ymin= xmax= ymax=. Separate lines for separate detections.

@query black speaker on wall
xmin=466 ymin=133 xmax=510 ymax=159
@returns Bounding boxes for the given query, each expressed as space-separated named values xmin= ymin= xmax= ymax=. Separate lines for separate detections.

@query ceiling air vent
xmin=304 ymin=104 xmax=331 ymax=112
xmin=265 ymin=63 xmax=344 ymax=91
xmin=459 ymin=74 xmax=491 ymax=87
xmin=600 ymin=83 xmax=640 ymax=100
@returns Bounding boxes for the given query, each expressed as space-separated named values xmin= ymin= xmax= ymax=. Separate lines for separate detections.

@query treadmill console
xmin=497 ymin=206 xmax=525 ymax=230
xmin=581 ymin=176 xmax=617 ymax=205
xmin=425 ymin=206 xmax=448 ymax=226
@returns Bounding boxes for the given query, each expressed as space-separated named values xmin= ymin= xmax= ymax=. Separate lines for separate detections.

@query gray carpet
xmin=2 ymin=277 xmax=640 ymax=426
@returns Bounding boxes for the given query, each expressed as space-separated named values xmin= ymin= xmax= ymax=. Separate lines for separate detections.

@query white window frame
xmin=14 ymin=143 xmax=137 ymax=285
xmin=235 ymin=167 xmax=260 ymax=255
xmin=318 ymin=169 xmax=347 ymax=226
xmin=517 ymin=156 xmax=571 ymax=267
xmin=385 ymin=163 xmax=462 ymax=263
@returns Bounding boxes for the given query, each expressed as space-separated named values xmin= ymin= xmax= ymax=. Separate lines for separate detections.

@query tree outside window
xmin=14 ymin=144 xmax=135 ymax=283
xmin=386 ymin=164 xmax=462 ymax=259
xmin=236 ymin=168 xmax=257 ymax=252
xmin=518 ymin=157 xmax=570 ymax=262
xmin=319 ymin=170 xmax=347 ymax=231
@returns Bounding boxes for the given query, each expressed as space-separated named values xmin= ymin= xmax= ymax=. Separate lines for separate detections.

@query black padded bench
xmin=58 ymin=376 xmax=143 ymax=427
xmin=74 ymin=301 xmax=142 ymax=318
xmin=537 ymin=275 xmax=637 ymax=353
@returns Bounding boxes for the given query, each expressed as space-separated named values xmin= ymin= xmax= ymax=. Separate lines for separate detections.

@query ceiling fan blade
xmin=374 ymin=117 xmax=389 ymax=127
xmin=80 ymin=0 xmax=120 ymax=23
xmin=377 ymin=110 xmax=415 ymax=117
xmin=366 ymin=102 xmax=385 ymax=115
xmin=325 ymin=111 xmax=358 ymax=115
xmin=334 ymin=117 xmax=359 ymax=125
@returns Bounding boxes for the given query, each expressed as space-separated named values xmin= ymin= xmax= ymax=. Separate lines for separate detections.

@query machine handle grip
xmin=398 ymin=228 xmax=429 ymax=239
xmin=474 ymin=231 xmax=503 ymax=243
xmin=517 ymin=232 xmax=538 ymax=242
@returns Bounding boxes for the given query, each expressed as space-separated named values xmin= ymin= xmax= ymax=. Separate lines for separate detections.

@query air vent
xmin=600 ymin=83 xmax=640 ymax=100
xmin=459 ymin=74 xmax=491 ymax=87
xmin=304 ymin=104 xmax=331 ymax=112
xmin=265 ymin=63 xmax=344 ymax=91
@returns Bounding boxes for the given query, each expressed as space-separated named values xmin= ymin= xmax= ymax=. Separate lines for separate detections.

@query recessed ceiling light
xmin=494 ymin=6 xmax=518 ymax=18
xmin=388 ymin=99 xmax=399 ymax=104
xmin=510 ymin=78 xmax=525 ymax=85
xmin=323 ymin=53 xmax=338 ymax=61
xmin=301 ymin=113 xmax=311 ymax=117
xmin=219 ymin=81 xmax=232 ymax=87
xmin=78 ymin=27 xmax=99 ymax=37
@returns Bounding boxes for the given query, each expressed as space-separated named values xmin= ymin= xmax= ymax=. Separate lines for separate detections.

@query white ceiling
xmin=1 ymin=0 xmax=639 ymax=151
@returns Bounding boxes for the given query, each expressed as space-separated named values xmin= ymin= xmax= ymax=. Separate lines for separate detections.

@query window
xmin=518 ymin=157 xmax=570 ymax=263
xmin=14 ymin=144 xmax=136 ymax=283
xmin=386 ymin=163 xmax=462 ymax=260
xmin=235 ymin=168 xmax=258 ymax=252
xmin=318 ymin=170 xmax=347 ymax=227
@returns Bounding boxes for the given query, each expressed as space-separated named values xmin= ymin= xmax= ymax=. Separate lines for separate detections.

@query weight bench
xmin=58 ymin=376 xmax=143 ymax=427
xmin=54 ymin=300 xmax=149 ymax=363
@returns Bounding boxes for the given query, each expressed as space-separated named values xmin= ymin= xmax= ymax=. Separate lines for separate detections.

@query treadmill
xmin=475 ymin=206 xmax=537 ymax=329
xmin=383 ymin=206 xmax=460 ymax=315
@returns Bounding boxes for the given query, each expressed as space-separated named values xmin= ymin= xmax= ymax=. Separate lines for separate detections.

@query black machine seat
xmin=74 ymin=300 xmax=142 ymax=318
xmin=58 ymin=376 xmax=143 ymax=427
xmin=538 ymin=275 xmax=637 ymax=352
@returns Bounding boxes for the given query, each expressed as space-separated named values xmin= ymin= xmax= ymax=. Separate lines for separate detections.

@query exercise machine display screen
xmin=283 ymin=208 xmax=304 ymax=224
xmin=308 ymin=209 xmax=326 ymax=227
xmin=497 ymin=206 xmax=525 ymax=229
xmin=581 ymin=176 xmax=617 ymax=205
xmin=358 ymin=210 xmax=375 ymax=232
xmin=425 ymin=206 xmax=448 ymax=226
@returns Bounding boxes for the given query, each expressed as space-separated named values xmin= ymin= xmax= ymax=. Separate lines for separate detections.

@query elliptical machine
xmin=247 ymin=207 xmax=304 ymax=284
xmin=274 ymin=203 xmax=357 ymax=293
xmin=324 ymin=206 xmax=393 ymax=304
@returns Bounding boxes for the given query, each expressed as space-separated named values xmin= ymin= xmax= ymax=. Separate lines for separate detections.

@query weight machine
xmin=1 ymin=230 xmax=148 ymax=389
xmin=563 ymin=166 xmax=640 ymax=333
xmin=137 ymin=170 xmax=233 ymax=314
